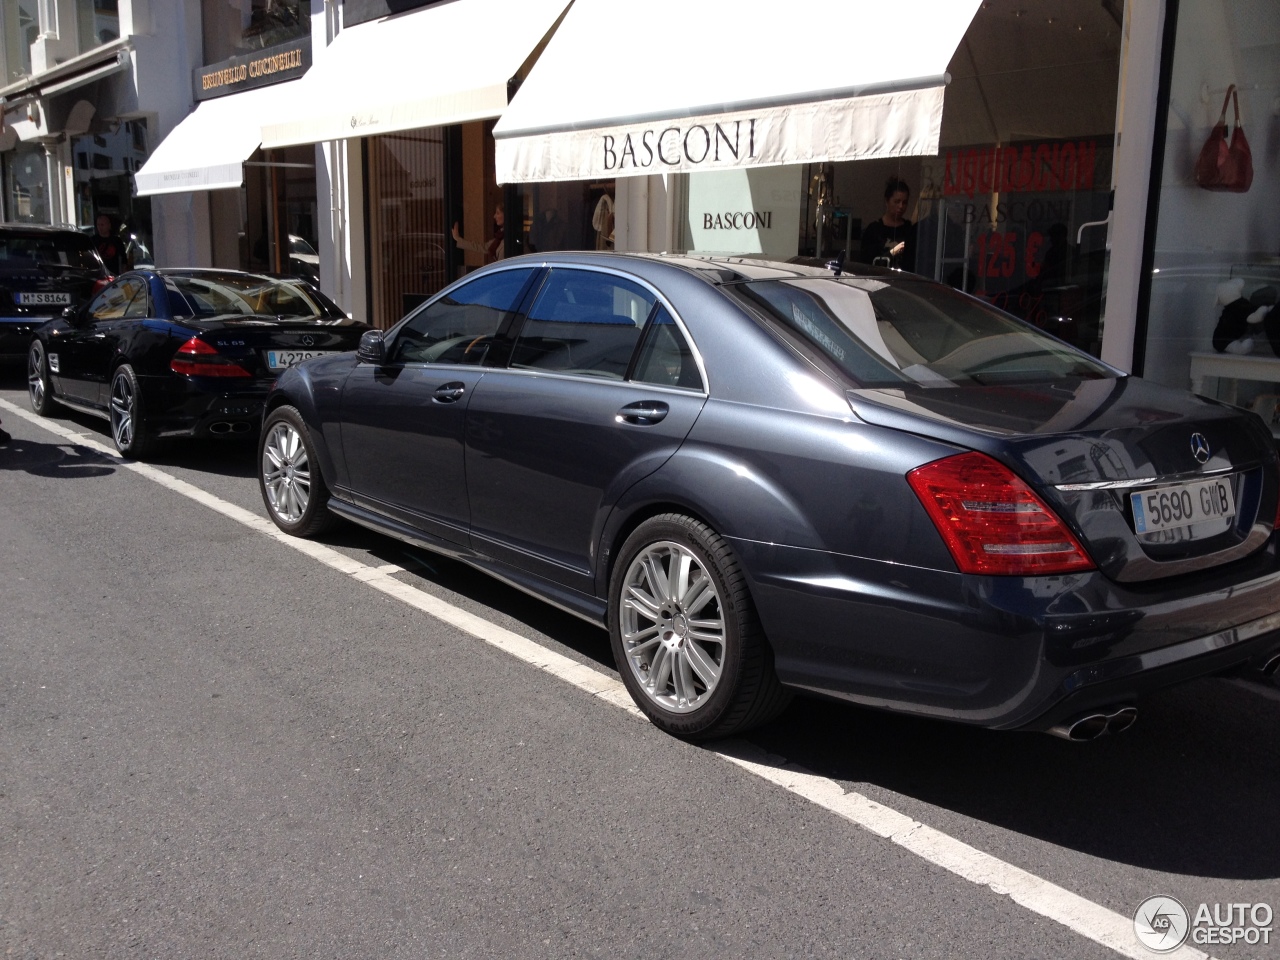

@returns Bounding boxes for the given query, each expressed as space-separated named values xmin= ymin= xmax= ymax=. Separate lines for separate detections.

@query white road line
xmin=0 ymin=398 xmax=1216 ymax=960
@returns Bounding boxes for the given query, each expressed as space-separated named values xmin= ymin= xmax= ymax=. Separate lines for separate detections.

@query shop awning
xmin=493 ymin=0 xmax=982 ymax=183
xmin=259 ymin=0 xmax=572 ymax=149
xmin=134 ymin=81 xmax=301 ymax=196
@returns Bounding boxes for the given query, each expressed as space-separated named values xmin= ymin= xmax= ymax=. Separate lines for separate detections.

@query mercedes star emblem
xmin=301 ymin=335 xmax=315 ymax=347
xmin=1190 ymin=432 xmax=1211 ymax=464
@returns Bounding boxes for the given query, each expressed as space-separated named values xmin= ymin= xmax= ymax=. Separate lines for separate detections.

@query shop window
xmin=367 ymin=130 xmax=449 ymax=328
xmin=239 ymin=145 xmax=317 ymax=284
xmin=201 ymin=0 xmax=309 ymax=65
xmin=671 ymin=1 xmax=1122 ymax=359
xmin=512 ymin=180 xmax=616 ymax=256
xmin=76 ymin=0 xmax=118 ymax=53
xmin=3 ymin=144 xmax=49 ymax=224
xmin=1 ymin=0 xmax=38 ymax=81
xmin=1141 ymin=0 xmax=1280 ymax=438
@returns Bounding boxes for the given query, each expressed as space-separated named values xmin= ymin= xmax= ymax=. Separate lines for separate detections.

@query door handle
xmin=433 ymin=381 xmax=466 ymax=403
xmin=616 ymin=400 xmax=669 ymax=425
xmin=92 ymin=332 xmax=106 ymax=339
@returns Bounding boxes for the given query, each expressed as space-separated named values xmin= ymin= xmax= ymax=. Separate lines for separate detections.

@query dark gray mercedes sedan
xmin=257 ymin=254 xmax=1280 ymax=742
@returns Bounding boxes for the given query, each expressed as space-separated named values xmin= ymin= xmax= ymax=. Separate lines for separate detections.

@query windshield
xmin=164 ymin=274 xmax=342 ymax=320
xmin=0 ymin=233 xmax=103 ymax=273
xmin=731 ymin=277 xmax=1115 ymax=388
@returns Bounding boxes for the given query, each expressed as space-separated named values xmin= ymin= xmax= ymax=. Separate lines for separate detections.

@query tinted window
xmin=511 ymin=269 xmax=655 ymax=378
xmin=123 ymin=283 xmax=152 ymax=319
xmin=163 ymin=274 xmax=332 ymax=319
xmin=85 ymin=277 xmax=146 ymax=321
xmin=389 ymin=267 xmax=535 ymax=365
xmin=632 ymin=306 xmax=703 ymax=390
xmin=734 ymin=277 xmax=1114 ymax=388
xmin=0 ymin=232 xmax=103 ymax=273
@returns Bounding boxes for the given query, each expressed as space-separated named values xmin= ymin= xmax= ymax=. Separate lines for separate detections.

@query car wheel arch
xmin=596 ymin=499 xmax=718 ymax=599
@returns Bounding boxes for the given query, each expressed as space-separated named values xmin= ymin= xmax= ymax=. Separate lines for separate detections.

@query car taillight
xmin=91 ymin=277 xmax=112 ymax=297
xmin=170 ymin=336 xmax=252 ymax=378
xmin=907 ymin=451 xmax=1095 ymax=576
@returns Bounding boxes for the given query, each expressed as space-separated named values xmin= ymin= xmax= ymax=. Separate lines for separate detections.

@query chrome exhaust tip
xmin=229 ymin=421 xmax=251 ymax=434
xmin=208 ymin=421 xmax=233 ymax=435
xmin=1048 ymin=705 xmax=1137 ymax=742
xmin=1261 ymin=652 xmax=1280 ymax=677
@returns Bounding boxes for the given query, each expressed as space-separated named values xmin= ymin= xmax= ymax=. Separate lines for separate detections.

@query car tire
xmin=258 ymin=405 xmax=336 ymax=537
xmin=108 ymin=364 xmax=158 ymax=459
xmin=609 ymin=514 xmax=791 ymax=741
xmin=27 ymin=340 xmax=56 ymax=416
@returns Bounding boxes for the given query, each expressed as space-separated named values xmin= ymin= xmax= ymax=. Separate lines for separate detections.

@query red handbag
xmin=1196 ymin=85 xmax=1253 ymax=192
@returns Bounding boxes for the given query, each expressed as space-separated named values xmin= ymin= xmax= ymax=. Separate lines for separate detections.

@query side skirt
xmin=326 ymin=497 xmax=609 ymax=628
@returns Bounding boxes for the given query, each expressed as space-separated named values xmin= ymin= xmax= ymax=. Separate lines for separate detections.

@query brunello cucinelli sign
xmin=194 ymin=37 xmax=311 ymax=101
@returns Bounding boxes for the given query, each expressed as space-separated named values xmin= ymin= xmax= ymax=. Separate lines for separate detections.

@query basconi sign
xmin=495 ymin=87 xmax=945 ymax=184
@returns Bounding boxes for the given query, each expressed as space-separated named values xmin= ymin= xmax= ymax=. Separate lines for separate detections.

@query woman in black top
xmin=859 ymin=178 xmax=916 ymax=272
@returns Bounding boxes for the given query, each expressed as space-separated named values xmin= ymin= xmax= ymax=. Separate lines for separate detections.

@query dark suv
xmin=1 ymin=224 xmax=110 ymax=362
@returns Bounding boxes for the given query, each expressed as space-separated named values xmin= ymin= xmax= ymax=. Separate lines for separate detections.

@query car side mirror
xmin=357 ymin=329 xmax=386 ymax=364
xmin=62 ymin=305 xmax=86 ymax=325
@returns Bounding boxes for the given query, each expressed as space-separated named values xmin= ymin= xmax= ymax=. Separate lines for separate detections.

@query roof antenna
xmin=825 ymin=249 xmax=846 ymax=276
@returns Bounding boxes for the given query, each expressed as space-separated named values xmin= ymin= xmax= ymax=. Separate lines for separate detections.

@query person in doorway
xmin=94 ymin=213 xmax=131 ymax=275
xmin=451 ymin=203 xmax=505 ymax=263
xmin=859 ymin=178 xmax=916 ymax=272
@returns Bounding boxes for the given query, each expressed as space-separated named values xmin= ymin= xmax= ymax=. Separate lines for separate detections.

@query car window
xmin=511 ymin=269 xmax=655 ymax=379
xmin=389 ymin=267 xmax=536 ymax=365
xmin=162 ymin=274 xmax=334 ymax=319
xmin=732 ymin=277 xmax=1115 ymax=388
xmin=123 ymin=283 xmax=152 ymax=319
xmin=85 ymin=277 xmax=146 ymax=321
xmin=0 ymin=232 xmax=104 ymax=274
xmin=632 ymin=305 xmax=703 ymax=390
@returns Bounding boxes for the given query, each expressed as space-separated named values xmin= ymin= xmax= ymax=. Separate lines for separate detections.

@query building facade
xmin=13 ymin=0 xmax=1271 ymax=438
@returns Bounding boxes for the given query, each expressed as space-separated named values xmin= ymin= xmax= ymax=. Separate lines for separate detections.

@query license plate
xmin=1130 ymin=476 xmax=1236 ymax=535
xmin=266 ymin=349 xmax=332 ymax=371
xmin=16 ymin=291 xmax=71 ymax=305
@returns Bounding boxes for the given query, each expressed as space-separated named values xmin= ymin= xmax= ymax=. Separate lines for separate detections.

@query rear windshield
xmin=164 ymin=274 xmax=345 ymax=320
xmin=0 ymin=233 xmax=103 ymax=273
xmin=730 ymin=277 xmax=1114 ymax=388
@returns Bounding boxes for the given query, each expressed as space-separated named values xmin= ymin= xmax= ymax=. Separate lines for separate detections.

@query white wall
xmin=125 ymin=0 xmax=211 ymax=266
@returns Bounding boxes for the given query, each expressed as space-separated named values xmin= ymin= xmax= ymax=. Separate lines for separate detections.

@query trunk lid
xmin=186 ymin=315 xmax=369 ymax=380
xmin=849 ymin=375 xmax=1280 ymax=582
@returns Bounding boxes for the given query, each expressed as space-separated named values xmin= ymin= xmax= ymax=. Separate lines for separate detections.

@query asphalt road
xmin=2 ymin=368 xmax=1279 ymax=960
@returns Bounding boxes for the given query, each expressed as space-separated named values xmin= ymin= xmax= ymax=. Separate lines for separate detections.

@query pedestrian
xmin=451 ymin=203 xmax=505 ymax=263
xmin=859 ymin=177 xmax=917 ymax=272
xmin=94 ymin=213 xmax=131 ymax=275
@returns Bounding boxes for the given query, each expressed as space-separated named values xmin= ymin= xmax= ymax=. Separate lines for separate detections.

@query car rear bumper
xmin=731 ymin=535 xmax=1280 ymax=730
xmin=140 ymin=374 xmax=271 ymax=438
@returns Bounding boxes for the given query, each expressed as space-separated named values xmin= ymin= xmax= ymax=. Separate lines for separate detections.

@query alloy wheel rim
xmin=262 ymin=422 xmax=312 ymax=523
xmin=619 ymin=540 xmax=726 ymax=713
xmin=27 ymin=344 xmax=44 ymax=408
xmin=109 ymin=372 xmax=134 ymax=449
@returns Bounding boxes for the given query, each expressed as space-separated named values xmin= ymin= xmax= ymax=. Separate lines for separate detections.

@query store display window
xmin=1140 ymin=0 xmax=1280 ymax=437
xmin=677 ymin=0 xmax=1122 ymax=358
xmin=201 ymin=0 xmax=309 ymax=65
